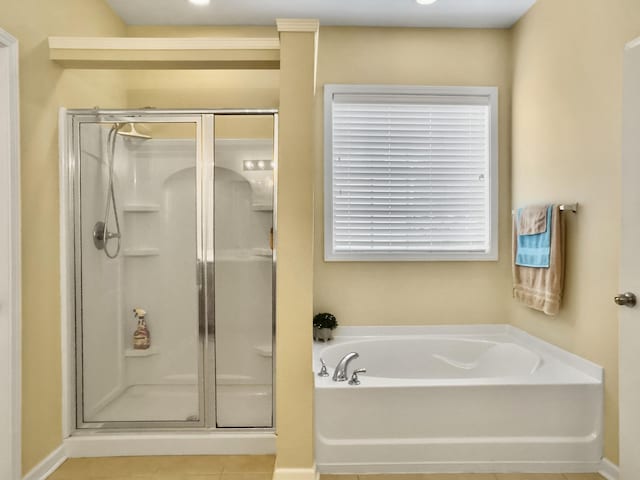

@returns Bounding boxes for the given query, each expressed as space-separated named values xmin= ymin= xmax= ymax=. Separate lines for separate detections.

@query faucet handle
xmin=317 ymin=358 xmax=329 ymax=377
xmin=348 ymin=368 xmax=366 ymax=385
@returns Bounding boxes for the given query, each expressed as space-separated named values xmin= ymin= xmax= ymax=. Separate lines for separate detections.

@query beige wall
xmin=313 ymin=27 xmax=513 ymax=326
xmin=124 ymin=26 xmax=279 ymax=137
xmin=511 ymin=0 xmax=640 ymax=463
xmin=0 ymin=0 xmax=127 ymax=473
xmin=7 ymin=0 xmax=638 ymax=472
xmin=126 ymin=69 xmax=278 ymax=111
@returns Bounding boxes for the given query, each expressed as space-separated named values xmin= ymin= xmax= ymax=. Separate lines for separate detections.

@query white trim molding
xmin=272 ymin=465 xmax=319 ymax=480
xmin=48 ymin=36 xmax=280 ymax=51
xmin=48 ymin=36 xmax=280 ymax=70
xmin=0 ymin=27 xmax=21 ymax=480
xmin=275 ymin=19 xmax=319 ymax=33
xmin=21 ymin=446 xmax=66 ymax=480
xmin=276 ymin=18 xmax=320 ymax=93
xmin=599 ymin=458 xmax=620 ymax=480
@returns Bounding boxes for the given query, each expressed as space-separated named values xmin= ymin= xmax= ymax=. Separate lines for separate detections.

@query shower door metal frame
xmin=65 ymin=109 xmax=277 ymax=433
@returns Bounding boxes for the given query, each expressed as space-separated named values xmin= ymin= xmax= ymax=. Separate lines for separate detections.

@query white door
xmin=620 ymin=37 xmax=640 ymax=480
xmin=0 ymin=28 xmax=20 ymax=480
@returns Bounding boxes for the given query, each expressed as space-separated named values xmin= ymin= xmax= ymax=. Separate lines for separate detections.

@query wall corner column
xmin=273 ymin=18 xmax=319 ymax=479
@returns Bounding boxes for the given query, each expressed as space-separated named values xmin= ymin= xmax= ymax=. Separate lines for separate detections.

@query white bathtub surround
xmin=314 ymin=324 xmax=603 ymax=474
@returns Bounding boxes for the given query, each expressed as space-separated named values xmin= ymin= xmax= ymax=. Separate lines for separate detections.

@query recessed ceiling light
xmin=189 ymin=0 xmax=210 ymax=5
xmin=416 ymin=0 xmax=438 ymax=5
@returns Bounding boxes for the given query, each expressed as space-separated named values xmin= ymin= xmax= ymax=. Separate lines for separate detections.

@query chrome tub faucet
xmin=332 ymin=352 xmax=359 ymax=382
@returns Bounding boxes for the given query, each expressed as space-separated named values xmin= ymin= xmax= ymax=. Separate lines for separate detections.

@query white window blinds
xmin=324 ymin=85 xmax=498 ymax=261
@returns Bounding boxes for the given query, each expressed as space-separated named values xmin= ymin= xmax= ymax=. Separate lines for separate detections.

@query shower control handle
xmin=348 ymin=368 xmax=366 ymax=386
xmin=317 ymin=358 xmax=329 ymax=377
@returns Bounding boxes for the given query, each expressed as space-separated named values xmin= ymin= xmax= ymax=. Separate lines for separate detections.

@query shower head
xmin=117 ymin=123 xmax=151 ymax=140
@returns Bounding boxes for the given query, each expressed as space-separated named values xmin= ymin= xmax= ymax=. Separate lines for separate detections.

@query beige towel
xmin=517 ymin=205 xmax=548 ymax=234
xmin=512 ymin=204 xmax=565 ymax=315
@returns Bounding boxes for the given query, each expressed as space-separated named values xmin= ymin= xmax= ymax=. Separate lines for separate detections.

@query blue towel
xmin=515 ymin=206 xmax=552 ymax=268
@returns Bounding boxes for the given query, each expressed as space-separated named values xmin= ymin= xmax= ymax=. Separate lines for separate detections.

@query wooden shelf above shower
xmin=48 ymin=36 xmax=280 ymax=70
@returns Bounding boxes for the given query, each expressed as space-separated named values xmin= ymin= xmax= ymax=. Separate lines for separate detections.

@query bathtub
xmin=313 ymin=325 xmax=603 ymax=474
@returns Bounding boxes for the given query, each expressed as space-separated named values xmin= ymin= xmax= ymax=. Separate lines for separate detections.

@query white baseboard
xmin=22 ymin=445 xmax=66 ymax=480
xmin=64 ymin=432 xmax=275 ymax=457
xmin=272 ymin=464 xmax=319 ymax=480
xmin=599 ymin=458 xmax=619 ymax=480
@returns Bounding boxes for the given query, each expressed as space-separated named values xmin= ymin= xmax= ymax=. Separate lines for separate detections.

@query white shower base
xmin=64 ymin=431 xmax=275 ymax=458
xmin=68 ymin=382 xmax=275 ymax=457
xmin=91 ymin=383 xmax=272 ymax=426
xmin=93 ymin=384 xmax=199 ymax=422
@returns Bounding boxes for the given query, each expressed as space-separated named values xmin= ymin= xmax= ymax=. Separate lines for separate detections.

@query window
xmin=324 ymin=84 xmax=498 ymax=261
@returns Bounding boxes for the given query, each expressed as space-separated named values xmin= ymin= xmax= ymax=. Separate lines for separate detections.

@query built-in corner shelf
xmin=211 ymin=248 xmax=272 ymax=263
xmin=123 ymin=248 xmax=160 ymax=257
xmin=123 ymin=204 xmax=160 ymax=213
xmin=255 ymin=345 xmax=273 ymax=358
xmin=252 ymin=248 xmax=273 ymax=257
xmin=252 ymin=204 xmax=273 ymax=212
xmin=124 ymin=346 xmax=159 ymax=358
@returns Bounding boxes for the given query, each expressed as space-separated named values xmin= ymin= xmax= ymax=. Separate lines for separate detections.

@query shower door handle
xmin=615 ymin=292 xmax=637 ymax=307
xmin=205 ymin=260 xmax=215 ymax=337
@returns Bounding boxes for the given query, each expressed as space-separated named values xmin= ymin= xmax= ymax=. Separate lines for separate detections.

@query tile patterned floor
xmin=48 ymin=455 xmax=275 ymax=479
xmin=321 ymin=475 xmax=606 ymax=480
xmin=48 ymin=457 xmax=606 ymax=480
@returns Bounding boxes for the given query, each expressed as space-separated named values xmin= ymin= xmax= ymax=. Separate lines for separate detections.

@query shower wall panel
xmin=122 ymin=139 xmax=199 ymax=389
xmin=214 ymin=136 xmax=274 ymax=428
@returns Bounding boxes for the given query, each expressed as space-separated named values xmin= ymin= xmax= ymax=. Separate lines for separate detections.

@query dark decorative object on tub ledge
xmin=313 ymin=312 xmax=338 ymax=342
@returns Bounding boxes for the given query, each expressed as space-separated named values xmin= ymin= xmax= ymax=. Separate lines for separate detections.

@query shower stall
xmin=62 ymin=110 xmax=276 ymax=435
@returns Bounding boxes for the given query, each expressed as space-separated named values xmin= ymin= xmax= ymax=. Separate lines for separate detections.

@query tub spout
xmin=333 ymin=352 xmax=359 ymax=382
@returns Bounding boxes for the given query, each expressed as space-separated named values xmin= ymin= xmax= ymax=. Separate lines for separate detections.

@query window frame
xmin=323 ymin=84 xmax=499 ymax=262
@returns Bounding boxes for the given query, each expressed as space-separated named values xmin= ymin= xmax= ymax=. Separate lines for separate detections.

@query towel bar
xmin=559 ymin=203 xmax=578 ymax=213
xmin=512 ymin=203 xmax=578 ymax=215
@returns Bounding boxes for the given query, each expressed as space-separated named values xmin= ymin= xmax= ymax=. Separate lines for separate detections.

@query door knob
xmin=615 ymin=292 xmax=637 ymax=307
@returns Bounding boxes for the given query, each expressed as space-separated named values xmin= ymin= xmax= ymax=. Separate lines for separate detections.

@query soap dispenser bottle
xmin=133 ymin=308 xmax=150 ymax=350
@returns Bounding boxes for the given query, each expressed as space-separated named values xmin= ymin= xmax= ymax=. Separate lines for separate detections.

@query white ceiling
xmin=105 ymin=0 xmax=537 ymax=29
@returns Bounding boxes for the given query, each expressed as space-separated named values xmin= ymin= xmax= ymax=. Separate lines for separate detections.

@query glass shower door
xmin=75 ymin=118 xmax=203 ymax=427
xmin=213 ymin=115 xmax=275 ymax=427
